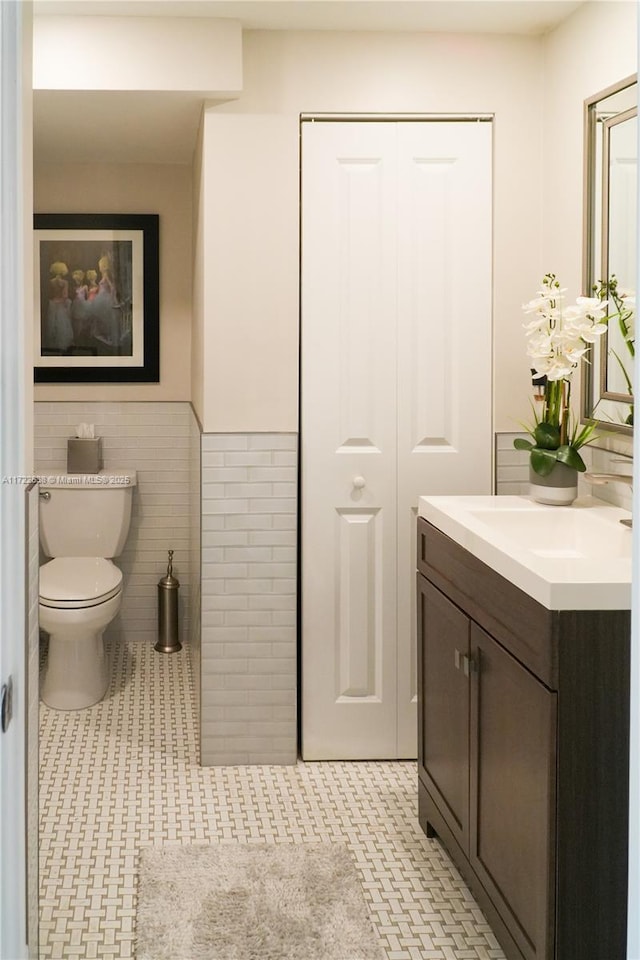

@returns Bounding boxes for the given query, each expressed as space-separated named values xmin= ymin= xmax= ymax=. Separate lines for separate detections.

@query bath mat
xmin=136 ymin=841 xmax=384 ymax=960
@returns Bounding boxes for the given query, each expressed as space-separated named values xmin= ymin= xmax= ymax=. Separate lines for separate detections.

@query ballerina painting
xmin=34 ymin=213 xmax=159 ymax=383
xmin=38 ymin=240 xmax=133 ymax=358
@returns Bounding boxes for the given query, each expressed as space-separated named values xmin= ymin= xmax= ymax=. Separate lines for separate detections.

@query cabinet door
xmin=417 ymin=574 xmax=470 ymax=851
xmin=469 ymin=623 xmax=556 ymax=960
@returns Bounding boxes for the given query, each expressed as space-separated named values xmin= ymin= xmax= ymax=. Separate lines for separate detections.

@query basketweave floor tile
xmin=39 ymin=638 xmax=505 ymax=960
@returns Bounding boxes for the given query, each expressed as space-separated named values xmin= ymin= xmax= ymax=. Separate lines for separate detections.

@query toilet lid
xmin=40 ymin=557 xmax=122 ymax=609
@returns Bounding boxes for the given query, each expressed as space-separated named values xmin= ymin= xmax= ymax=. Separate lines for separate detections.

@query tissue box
xmin=67 ymin=438 xmax=103 ymax=474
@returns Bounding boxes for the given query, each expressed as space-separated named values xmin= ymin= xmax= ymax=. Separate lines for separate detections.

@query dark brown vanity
xmin=417 ymin=515 xmax=630 ymax=960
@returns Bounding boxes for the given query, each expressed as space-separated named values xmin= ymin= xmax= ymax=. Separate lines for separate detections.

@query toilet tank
xmin=39 ymin=470 xmax=137 ymax=558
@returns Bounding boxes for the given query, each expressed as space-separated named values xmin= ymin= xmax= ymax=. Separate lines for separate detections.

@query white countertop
xmin=418 ymin=495 xmax=632 ymax=610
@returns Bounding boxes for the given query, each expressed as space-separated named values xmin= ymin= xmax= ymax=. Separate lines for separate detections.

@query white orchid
xmin=515 ymin=273 xmax=620 ymax=476
xmin=523 ymin=276 xmax=613 ymax=382
xmin=518 ymin=273 xmax=637 ymax=473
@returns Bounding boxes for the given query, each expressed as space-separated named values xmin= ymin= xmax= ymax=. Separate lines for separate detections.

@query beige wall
xmin=192 ymin=113 xmax=205 ymax=424
xmin=34 ymin=15 xmax=242 ymax=93
xmin=542 ymin=0 xmax=636 ymax=447
xmin=198 ymin=29 xmax=546 ymax=433
xmin=34 ymin=162 xmax=193 ymax=402
xmin=543 ymin=1 xmax=636 ymax=286
xmin=196 ymin=110 xmax=299 ymax=432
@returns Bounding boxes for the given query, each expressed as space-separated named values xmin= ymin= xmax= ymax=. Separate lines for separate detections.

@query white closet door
xmin=301 ymin=122 xmax=399 ymax=759
xmin=301 ymin=119 xmax=492 ymax=760
xmin=395 ymin=122 xmax=493 ymax=756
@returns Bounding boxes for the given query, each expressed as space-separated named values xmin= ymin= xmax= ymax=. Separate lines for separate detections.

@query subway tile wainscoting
xmin=495 ymin=432 xmax=530 ymax=495
xmin=189 ymin=409 xmax=202 ymax=720
xmin=495 ymin=430 xmax=634 ymax=508
xmin=34 ymin=407 xmax=297 ymax=766
xmin=200 ymin=433 xmax=298 ymax=766
xmin=34 ymin=402 xmax=199 ymax=654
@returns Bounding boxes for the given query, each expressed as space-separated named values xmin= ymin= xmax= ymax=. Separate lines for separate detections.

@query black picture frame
xmin=34 ymin=213 xmax=159 ymax=383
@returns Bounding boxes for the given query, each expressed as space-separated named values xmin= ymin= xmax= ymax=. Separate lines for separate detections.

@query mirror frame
xmin=581 ymin=73 xmax=637 ymax=435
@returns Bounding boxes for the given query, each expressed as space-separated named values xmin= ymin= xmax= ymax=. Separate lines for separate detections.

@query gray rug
xmin=136 ymin=842 xmax=384 ymax=960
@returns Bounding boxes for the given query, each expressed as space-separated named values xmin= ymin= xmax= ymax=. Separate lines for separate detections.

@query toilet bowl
xmin=39 ymin=557 xmax=123 ymax=709
xmin=38 ymin=470 xmax=136 ymax=710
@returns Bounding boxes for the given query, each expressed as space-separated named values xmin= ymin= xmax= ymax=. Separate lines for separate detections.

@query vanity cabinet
xmin=417 ymin=517 xmax=630 ymax=960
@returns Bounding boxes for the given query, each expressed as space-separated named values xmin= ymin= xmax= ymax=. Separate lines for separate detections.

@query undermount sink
xmin=417 ymin=495 xmax=632 ymax=610
xmin=466 ymin=502 xmax=631 ymax=560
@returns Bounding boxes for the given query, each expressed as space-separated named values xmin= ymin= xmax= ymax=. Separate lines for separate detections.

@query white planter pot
xmin=529 ymin=461 xmax=578 ymax=506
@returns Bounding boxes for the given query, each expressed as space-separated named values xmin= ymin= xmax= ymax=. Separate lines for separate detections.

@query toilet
xmin=38 ymin=470 xmax=137 ymax=710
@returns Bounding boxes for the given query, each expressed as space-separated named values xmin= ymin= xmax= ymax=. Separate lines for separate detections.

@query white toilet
xmin=38 ymin=470 xmax=137 ymax=710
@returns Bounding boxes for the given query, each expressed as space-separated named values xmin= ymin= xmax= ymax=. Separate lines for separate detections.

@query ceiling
xmin=33 ymin=1 xmax=585 ymax=165
xmin=33 ymin=1 xmax=585 ymax=35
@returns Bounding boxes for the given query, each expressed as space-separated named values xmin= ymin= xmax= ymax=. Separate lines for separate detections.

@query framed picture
xmin=34 ymin=213 xmax=159 ymax=383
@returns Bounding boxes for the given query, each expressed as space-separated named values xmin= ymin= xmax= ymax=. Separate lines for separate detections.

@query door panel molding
xmin=335 ymin=508 xmax=383 ymax=701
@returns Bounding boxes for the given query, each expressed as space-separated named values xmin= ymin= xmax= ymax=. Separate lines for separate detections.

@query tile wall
xmin=496 ymin=430 xmax=634 ymax=510
xmin=34 ymin=406 xmax=297 ymax=767
xmin=34 ymin=402 xmax=198 ymax=652
xmin=189 ymin=412 xmax=202 ymax=719
xmin=581 ymin=443 xmax=633 ymax=510
xmin=495 ymin=432 xmax=530 ymax=495
xmin=200 ymin=433 xmax=298 ymax=766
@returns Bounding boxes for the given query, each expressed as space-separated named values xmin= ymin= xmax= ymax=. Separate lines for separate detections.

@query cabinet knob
xmin=352 ymin=476 xmax=366 ymax=489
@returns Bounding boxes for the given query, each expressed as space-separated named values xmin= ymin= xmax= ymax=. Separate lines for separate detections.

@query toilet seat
xmin=39 ymin=557 xmax=122 ymax=609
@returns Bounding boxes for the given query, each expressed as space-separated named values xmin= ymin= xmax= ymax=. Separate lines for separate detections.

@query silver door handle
xmin=39 ymin=491 xmax=51 ymax=501
xmin=454 ymin=650 xmax=476 ymax=676
xmin=462 ymin=654 xmax=477 ymax=677
xmin=1 ymin=677 xmax=13 ymax=733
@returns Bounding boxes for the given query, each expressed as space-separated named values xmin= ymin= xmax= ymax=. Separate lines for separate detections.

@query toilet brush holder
xmin=155 ymin=550 xmax=182 ymax=653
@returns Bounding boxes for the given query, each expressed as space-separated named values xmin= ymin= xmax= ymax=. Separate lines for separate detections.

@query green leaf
xmin=530 ymin=447 xmax=559 ymax=476
xmin=533 ymin=421 xmax=561 ymax=450
xmin=555 ymin=445 xmax=586 ymax=472
xmin=513 ymin=438 xmax=534 ymax=451
xmin=570 ymin=420 xmax=598 ymax=449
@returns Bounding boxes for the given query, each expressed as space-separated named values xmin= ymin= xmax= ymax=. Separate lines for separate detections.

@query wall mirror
xmin=582 ymin=74 xmax=637 ymax=434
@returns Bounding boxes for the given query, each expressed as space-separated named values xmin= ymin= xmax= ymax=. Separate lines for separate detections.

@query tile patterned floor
xmin=39 ymin=638 xmax=506 ymax=960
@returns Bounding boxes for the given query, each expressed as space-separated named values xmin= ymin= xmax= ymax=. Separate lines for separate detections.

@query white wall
xmin=542 ymin=1 xmax=637 ymax=299
xmin=34 ymin=16 xmax=242 ymax=94
xmin=34 ymin=162 xmax=193 ymax=402
xmin=192 ymin=114 xmax=205 ymax=424
xmin=196 ymin=111 xmax=299 ymax=431
xmin=541 ymin=1 xmax=637 ymax=455
xmin=196 ymin=29 xmax=545 ymax=433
